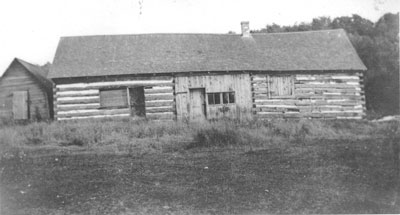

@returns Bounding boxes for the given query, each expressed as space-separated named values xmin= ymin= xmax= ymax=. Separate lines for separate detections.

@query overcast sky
xmin=0 ymin=0 xmax=398 ymax=76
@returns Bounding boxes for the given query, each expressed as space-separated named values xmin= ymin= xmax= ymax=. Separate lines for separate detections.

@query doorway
xmin=12 ymin=91 xmax=29 ymax=120
xmin=189 ymin=88 xmax=206 ymax=120
xmin=129 ymin=87 xmax=146 ymax=117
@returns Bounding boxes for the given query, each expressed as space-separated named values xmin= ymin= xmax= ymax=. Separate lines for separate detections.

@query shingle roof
xmin=49 ymin=29 xmax=367 ymax=79
xmin=15 ymin=58 xmax=53 ymax=89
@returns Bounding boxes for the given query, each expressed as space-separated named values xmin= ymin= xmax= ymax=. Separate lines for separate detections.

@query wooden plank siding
xmin=251 ymin=72 xmax=366 ymax=119
xmin=0 ymin=62 xmax=51 ymax=121
xmin=175 ymin=74 xmax=252 ymax=120
xmin=54 ymin=77 xmax=175 ymax=120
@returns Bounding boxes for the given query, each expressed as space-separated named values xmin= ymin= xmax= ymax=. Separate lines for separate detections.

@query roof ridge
xmin=15 ymin=58 xmax=42 ymax=68
xmin=15 ymin=58 xmax=53 ymax=88
xmin=60 ymin=32 xmax=241 ymax=39
xmin=251 ymin=28 xmax=345 ymax=36
xmin=60 ymin=29 xmax=346 ymax=39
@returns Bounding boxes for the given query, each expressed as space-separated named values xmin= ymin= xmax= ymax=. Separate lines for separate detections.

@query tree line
xmin=252 ymin=13 xmax=399 ymax=116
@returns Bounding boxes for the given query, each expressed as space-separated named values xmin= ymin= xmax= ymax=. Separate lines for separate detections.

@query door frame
xmin=189 ymin=88 xmax=207 ymax=120
xmin=12 ymin=90 xmax=30 ymax=120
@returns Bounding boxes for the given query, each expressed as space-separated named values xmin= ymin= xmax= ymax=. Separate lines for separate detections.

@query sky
xmin=0 ymin=0 xmax=398 ymax=76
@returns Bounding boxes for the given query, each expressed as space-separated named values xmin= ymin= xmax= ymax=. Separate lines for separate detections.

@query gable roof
xmin=1 ymin=58 xmax=53 ymax=89
xmin=49 ymin=29 xmax=367 ymax=79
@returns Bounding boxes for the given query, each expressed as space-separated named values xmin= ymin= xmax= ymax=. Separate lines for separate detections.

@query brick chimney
xmin=241 ymin=21 xmax=251 ymax=37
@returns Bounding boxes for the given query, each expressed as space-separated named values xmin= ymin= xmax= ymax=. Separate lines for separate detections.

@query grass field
xmin=0 ymin=119 xmax=399 ymax=214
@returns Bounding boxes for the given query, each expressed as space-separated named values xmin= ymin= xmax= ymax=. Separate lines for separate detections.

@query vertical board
xmin=175 ymin=74 xmax=252 ymax=121
xmin=189 ymin=88 xmax=206 ymax=120
xmin=12 ymin=91 xmax=29 ymax=119
xmin=269 ymin=75 xmax=294 ymax=98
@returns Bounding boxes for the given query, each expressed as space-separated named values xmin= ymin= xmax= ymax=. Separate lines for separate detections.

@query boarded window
xmin=100 ymin=89 xmax=128 ymax=108
xmin=268 ymin=75 xmax=294 ymax=98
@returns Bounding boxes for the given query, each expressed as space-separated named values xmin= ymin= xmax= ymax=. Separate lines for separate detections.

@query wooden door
xmin=189 ymin=88 xmax=206 ymax=120
xmin=12 ymin=91 xmax=29 ymax=120
xmin=129 ymin=87 xmax=146 ymax=117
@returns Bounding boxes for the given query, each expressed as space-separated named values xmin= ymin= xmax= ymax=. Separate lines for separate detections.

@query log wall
xmin=252 ymin=72 xmax=366 ymax=119
xmin=54 ymin=77 xmax=174 ymax=120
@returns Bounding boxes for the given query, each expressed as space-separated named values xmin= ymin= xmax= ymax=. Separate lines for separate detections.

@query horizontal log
xmin=295 ymin=95 xmax=362 ymax=100
xmin=254 ymin=100 xmax=297 ymax=105
xmin=252 ymin=82 xmax=268 ymax=87
xmin=146 ymin=106 xmax=175 ymax=113
xmin=294 ymin=80 xmax=360 ymax=85
xmin=295 ymin=84 xmax=359 ymax=89
xmin=146 ymin=112 xmax=175 ymax=120
xmin=331 ymin=75 xmax=360 ymax=80
xmin=254 ymin=95 xmax=295 ymax=100
xmin=56 ymin=79 xmax=174 ymax=91
xmin=255 ymin=104 xmax=298 ymax=109
xmin=144 ymin=88 xmax=174 ymax=94
xmin=56 ymin=90 xmax=99 ymax=97
xmin=57 ymin=97 xmax=99 ymax=105
xmin=58 ymin=114 xmax=130 ymax=121
xmin=253 ymin=92 xmax=270 ymax=96
xmin=336 ymin=116 xmax=363 ymax=119
xmin=145 ymin=94 xmax=174 ymax=101
xmin=295 ymin=88 xmax=362 ymax=94
xmin=251 ymin=86 xmax=268 ymax=92
xmin=320 ymin=109 xmax=363 ymax=114
xmin=256 ymin=111 xmax=362 ymax=118
xmin=57 ymin=108 xmax=130 ymax=118
xmin=145 ymin=100 xmax=175 ymax=107
xmin=57 ymin=96 xmax=99 ymax=101
xmin=56 ymin=103 xmax=101 ymax=111
xmin=253 ymin=107 xmax=300 ymax=112
xmin=295 ymin=75 xmax=360 ymax=80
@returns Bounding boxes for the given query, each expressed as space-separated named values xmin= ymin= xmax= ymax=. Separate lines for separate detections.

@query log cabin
xmin=49 ymin=22 xmax=367 ymax=121
xmin=0 ymin=58 xmax=53 ymax=121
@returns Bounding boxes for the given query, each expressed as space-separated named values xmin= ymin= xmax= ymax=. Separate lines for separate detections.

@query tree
xmin=311 ymin=17 xmax=332 ymax=30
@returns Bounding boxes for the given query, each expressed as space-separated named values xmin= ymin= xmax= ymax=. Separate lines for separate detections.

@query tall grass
xmin=0 ymin=118 xmax=399 ymax=155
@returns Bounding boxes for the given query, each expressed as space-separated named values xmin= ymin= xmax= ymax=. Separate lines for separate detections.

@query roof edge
xmin=15 ymin=58 xmax=54 ymax=89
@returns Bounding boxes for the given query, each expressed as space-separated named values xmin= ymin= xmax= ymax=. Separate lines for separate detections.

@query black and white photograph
xmin=0 ymin=0 xmax=399 ymax=214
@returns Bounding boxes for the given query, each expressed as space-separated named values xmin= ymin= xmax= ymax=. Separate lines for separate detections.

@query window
xmin=268 ymin=75 xmax=294 ymax=98
xmin=207 ymin=92 xmax=235 ymax=105
xmin=100 ymin=88 xmax=128 ymax=108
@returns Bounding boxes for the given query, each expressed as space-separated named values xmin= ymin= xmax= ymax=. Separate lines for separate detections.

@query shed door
xmin=13 ymin=91 xmax=29 ymax=120
xmin=189 ymin=88 xmax=206 ymax=120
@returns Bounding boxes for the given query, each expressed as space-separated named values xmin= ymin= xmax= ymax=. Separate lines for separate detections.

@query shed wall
xmin=0 ymin=62 xmax=51 ymax=120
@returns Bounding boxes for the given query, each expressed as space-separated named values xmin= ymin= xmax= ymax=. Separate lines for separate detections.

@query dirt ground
xmin=0 ymin=138 xmax=399 ymax=214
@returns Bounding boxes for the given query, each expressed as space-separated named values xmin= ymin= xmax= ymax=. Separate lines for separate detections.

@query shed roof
xmin=3 ymin=58 xmax=54 ymax=89
xmin=49 ymin=29 xmax=367 ymax=79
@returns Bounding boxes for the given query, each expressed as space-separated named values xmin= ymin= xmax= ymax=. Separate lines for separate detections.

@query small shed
xmin=0 ymin=58 xmax=53 ymax=121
